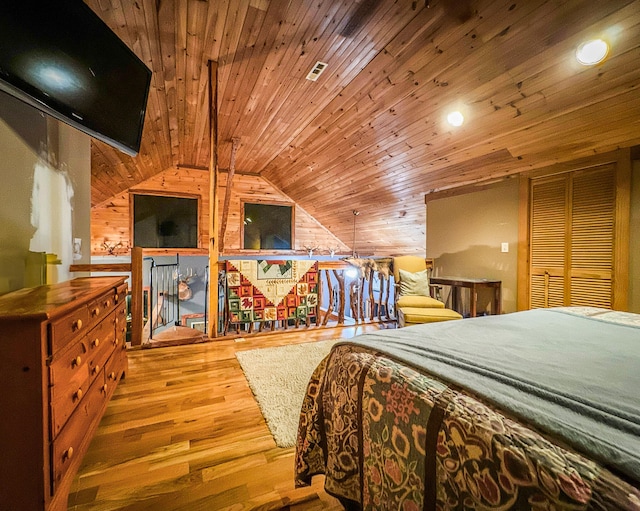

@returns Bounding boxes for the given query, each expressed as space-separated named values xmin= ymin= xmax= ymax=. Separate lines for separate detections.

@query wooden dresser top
xmin=0 ymin=277 xmax=127 ymax=322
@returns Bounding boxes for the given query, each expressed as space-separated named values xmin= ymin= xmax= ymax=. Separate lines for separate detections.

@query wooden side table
xmin=429 ymin=277 xmax=502 ymax=317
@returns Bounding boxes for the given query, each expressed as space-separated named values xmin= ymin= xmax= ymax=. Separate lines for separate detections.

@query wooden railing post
xmin=130 ymin=247 xmax=143 ymax=346
xmin=333 ymin=269 xmax=345 ymax=325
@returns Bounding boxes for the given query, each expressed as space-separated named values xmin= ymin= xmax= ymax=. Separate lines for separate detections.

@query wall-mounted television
xmin=133 ymin=194 xmax=199 ymax=249
xmin=0 ymin=0 xmax=151 ymax=156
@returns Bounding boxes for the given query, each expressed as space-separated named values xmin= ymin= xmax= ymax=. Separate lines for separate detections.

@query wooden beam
xmin=69 ymin=263 xmax=132 ymax=273
xmin=208 ymin=61 xmax=220 ymax=338
xmin=219 ymin=137 xmax=241 ymax=253
xmin=130 ymin=247 xmax=144 ymax=346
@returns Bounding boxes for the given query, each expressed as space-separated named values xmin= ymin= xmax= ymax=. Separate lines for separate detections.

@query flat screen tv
xmin=0 ymin=0 xmax=151 ymax=156
xmin=133 ymin=194 xmax=199 ymax=249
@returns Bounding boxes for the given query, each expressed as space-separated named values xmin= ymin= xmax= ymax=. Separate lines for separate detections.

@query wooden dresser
xmin=0 ymin=277 xmax=128 ymax=511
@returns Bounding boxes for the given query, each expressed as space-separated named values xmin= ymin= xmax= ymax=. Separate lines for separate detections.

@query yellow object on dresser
xmin=0 ymin=277 xmax=128 ymax=511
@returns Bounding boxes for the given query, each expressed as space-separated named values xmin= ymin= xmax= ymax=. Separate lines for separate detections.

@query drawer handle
xmin=92 ymin=338 xmax=100 ymax=348
xmin=93 ymin=364 xmax=100 ymax=375
xmin=114 ymin=294 xmax=119 ymax=303
xmin=73 ymin=319 xmax=83 ymax=331
xmin=72 ymin=356 xmax=82 ymax=368
xmin=74 ymin=388 xmax=83 ymax=401
xmin=63 ymin=447 xmax=74 ymax=460
xmin=105 ymin=300 xmax=112 ymax=308
xmin=109 ymin=371 xmax=116 ymax=380
xmin=102 ymin=383 xmax=108 ymax=394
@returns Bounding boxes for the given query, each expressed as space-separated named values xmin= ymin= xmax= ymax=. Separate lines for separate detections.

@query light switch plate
xmin=501 ymin=242 xmax=509 ymax=253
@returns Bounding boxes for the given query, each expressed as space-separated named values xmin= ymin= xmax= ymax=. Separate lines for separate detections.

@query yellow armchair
xmin=393 ymin=256 xmax=462 ymax=327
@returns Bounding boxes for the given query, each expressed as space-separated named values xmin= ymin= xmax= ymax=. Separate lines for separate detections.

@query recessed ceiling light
xmin=576 ymin=39 xmax=609 ymax=65
xmin=447 ymin=111 xmax=464 ymax=127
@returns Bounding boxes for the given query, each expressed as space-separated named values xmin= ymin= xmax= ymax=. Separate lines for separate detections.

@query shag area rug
xmin=236 ymin=340 xmax=337 ymax=448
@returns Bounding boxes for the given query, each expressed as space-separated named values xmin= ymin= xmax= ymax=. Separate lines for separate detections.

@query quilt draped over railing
xmin=225 ymin=260 xmax=318 ymax=331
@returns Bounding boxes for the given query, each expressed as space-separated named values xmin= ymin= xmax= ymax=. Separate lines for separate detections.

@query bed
xmin=295 ymin=307 xmax=640 ymax=510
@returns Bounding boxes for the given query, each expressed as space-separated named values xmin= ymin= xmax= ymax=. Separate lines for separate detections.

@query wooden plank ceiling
xmin=86 ymin=0 xmax=640 ymax=255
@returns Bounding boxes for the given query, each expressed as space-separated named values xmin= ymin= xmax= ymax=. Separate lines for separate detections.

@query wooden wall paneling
xmin=261 ymin=1 xmax=539 ymax=185
xmin=184 ymin=1 xmax=209 ymax=164
xmin=264 ymin=0 xmax=640 ymax=208
xmin=156 ymin=0 xmax=181 ymax=164
xmin=218 ymin=174 xmax=348 ymax=255
xmin=90 ymin=194 xmax=131 ymax=256
xmin=91 ymin=168 xmax=210 ymax=256
xmin=84 ymin=0 xmax=640 ymax=257
xmin=191 ymin=1 xmax=226 ymax=166
xmin=232 ymin=0 xmax=388 ymax=169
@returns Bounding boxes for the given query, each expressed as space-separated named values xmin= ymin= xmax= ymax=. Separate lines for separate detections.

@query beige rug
xmin=236 ymin=340 xmax=337 ymax=448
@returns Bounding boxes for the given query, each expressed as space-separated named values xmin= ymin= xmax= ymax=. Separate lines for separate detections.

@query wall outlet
xmin=501 ymin=242 xmax=509 ymax=253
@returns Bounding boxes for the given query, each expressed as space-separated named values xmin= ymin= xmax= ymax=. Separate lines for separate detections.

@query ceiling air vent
xmin=306 ymin=61 xmax=328 ymax=81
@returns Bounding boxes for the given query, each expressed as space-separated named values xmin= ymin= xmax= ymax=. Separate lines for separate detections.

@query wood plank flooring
xmin=67 ymin=324 xmax=387 ymax=510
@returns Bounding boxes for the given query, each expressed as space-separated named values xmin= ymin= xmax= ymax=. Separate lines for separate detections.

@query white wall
xmin=0 ymin=91 xmax=91 ymax=294
xmin=426 ymin=179 xmax=521 ymax=314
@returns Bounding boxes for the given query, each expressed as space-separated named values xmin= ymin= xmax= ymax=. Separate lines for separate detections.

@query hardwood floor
xmin=67 ymin=324 xmax=388 ymax=510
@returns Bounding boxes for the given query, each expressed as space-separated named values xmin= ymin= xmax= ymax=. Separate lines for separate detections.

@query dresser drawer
xmin=50 ymin=370 xmax=90 ymax=439
xmin=114 ymin=284 xmax=128 ymax=308
xmin=87 ymin=290 xmax=117 ymax=327
xmin=49 ymin=307 xmax=90 ymax=355
xmin=115 ymin=302 xmax=127 ymax=344
xmin=50 ymin=314 xmax=113 ymax=396
xmin=104 ymin=347 xmax=126 ymax=389
xmin=51 ymin=375 xmax=109 ymax=494
xmin=50 ymin=312 xmax=117 ymax=436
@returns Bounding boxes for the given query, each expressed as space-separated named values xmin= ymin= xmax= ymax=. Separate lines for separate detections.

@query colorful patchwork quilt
xmin=225 ymin=260 xmax=318 ymax=324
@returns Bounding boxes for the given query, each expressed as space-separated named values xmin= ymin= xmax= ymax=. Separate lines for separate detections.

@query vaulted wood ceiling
xmin=86 ymin=0 xmax=640 ymax=255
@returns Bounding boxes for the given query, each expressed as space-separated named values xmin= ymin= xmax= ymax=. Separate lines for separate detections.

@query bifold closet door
xmin=529 ymin=165 xmax=615 ymax=309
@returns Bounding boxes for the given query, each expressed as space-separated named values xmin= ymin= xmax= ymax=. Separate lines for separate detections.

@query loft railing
xmin=215 ymin=258 xmax=397 ymax=336
xmin=72 ymin=251 xmax=401 ymax=345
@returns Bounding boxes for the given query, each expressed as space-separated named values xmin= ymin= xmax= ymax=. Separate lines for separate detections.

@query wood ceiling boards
xmin=86 ymin=0 xmax=640 ymax=255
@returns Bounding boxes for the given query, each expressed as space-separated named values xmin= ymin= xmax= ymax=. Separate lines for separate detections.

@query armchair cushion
xmin=398 ymin=268 xmax=431 ymax=297
xmin=397 ymin=294 xmax=444 ymax=309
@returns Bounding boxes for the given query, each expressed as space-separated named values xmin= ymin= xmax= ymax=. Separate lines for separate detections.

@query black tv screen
xmin=0 ymin=0 xmax=151 ymax=156
xmin=133 ymin=194 xmax=199 ymax=249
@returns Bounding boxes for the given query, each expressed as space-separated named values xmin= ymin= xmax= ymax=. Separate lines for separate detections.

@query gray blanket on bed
xmin=343 ymin=308 xmax=640 ymax=483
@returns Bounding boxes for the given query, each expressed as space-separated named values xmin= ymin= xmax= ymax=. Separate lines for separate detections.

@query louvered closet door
xmin=529 ymin=165 xmax=616 ymax=309
xmin=530 ymin=176 xmax=567 ymax=308
xmin=570 ymin=166 xmax=615 ymax=307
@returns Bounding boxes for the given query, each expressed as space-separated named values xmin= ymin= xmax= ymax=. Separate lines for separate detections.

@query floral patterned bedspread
xmin=295 ymin=341 xmax=640 ymax=510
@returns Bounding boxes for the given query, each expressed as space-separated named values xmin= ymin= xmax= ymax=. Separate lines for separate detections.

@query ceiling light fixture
xmin=576 ymin=39 xmax=609 ymax=65
xmin=447 ymin=110 xmax=464 ymax=127
xmin=306 ymin=61 xmax=328 ymax=81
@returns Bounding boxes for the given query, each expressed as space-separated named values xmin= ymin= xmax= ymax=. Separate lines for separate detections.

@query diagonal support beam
xmin=219 ymin=137 xmax=241 ymax=254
